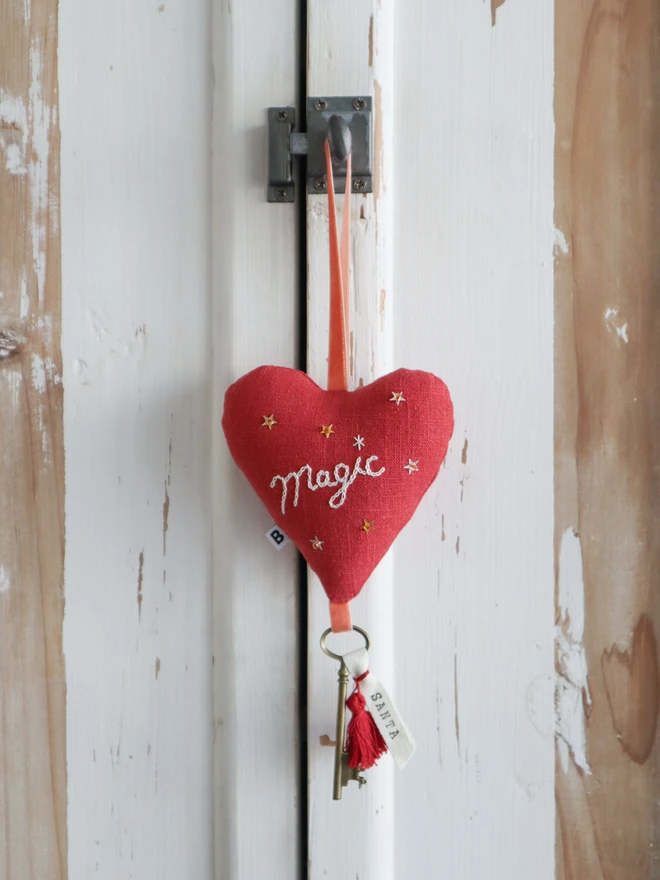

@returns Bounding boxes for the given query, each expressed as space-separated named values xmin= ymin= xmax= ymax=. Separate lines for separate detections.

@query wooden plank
xmin=306 ymin=3 xmax=395 ymax=877
xmin=211 ymin=2 xmax=301 ymax=878
xmin=393 ymin=2 xmax=555 ymax=878
xmin=554 ymin=2 xmax=660 ymax=877
xmin=0 ymin=2 xmax=66 ymax=877
xmin=59 ymin=1 xmax=213 ymax=876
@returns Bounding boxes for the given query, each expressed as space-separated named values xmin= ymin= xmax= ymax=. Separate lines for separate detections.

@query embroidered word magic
xmin=270 ymin=455 xmax=386 ymax=514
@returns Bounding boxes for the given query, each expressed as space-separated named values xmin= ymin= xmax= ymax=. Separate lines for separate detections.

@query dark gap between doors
xmin=296 ymin=0 xmax=310 ymax=877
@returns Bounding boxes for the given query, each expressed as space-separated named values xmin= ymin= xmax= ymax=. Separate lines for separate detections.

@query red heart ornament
xmin=222 ymin=366 xmax=454 ymax=604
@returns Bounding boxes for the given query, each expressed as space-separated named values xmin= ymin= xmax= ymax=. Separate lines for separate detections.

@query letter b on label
xmin=266 ymin=525 xmax=290 ymax=551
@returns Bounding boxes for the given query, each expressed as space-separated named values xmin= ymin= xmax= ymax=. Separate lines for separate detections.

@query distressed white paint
xmin=556 ymin=528 xmax=592 ymax=775
xmin=305 ymin=3 xmax=555 ymax=877
xmin=55 ymin=0 xmax=556 ymax=874
xmin=0 ymin=92 xmax=28 ymax=175
xmin=554 ymin=226 xmax=570 ymax=255
xmin=31 ymin=353 xmax=46 ymax=393
xmin=28 ymin=40 xmax=50 ymax=304
xmin=392 ymin=2 xmax=555 ymax=878
xmin=0 ymin=364 xmax=23 ymax=410
xmin=604 ymin=307 xmax=629 ymax=343
xmin=0 ymin=565 xmax=10 ymax=594
xmin=20 ymin=269 xmax=29 ymax=319
xmin=306 ymin=3 xmax=395 ymax=878
xmin=60 ymin=1 xmax=213 ymax=877
xmin=212 ymin=2 xmax=301 ymax=879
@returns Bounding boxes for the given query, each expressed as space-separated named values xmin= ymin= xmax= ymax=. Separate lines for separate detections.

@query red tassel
xmin=345 ymin=681 xmax=388 ymax=770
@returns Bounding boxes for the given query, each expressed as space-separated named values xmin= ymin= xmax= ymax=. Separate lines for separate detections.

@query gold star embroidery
xmin=262 ymin=414 xmax=277 ymax=430
xmin=404 ymin=459 xmax=419 ymax=474
xmin=360 ymin=519 xmax=375 ymax=535
xmin=390 ymin=391 xmax=406 ymax=406
xmin=310 ymin=536 xmax=324 ymax=551
xmin=320 ymin=424 xmax=335 ymax=438
xmin=353 ymin=435 xmax=365 ymax=450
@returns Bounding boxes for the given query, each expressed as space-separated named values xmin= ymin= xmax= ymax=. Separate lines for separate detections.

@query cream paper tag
xmin=265 ymin=524 xmax=290 ymax=550
xmin=342 ymin=647 xmax=416 ymax=770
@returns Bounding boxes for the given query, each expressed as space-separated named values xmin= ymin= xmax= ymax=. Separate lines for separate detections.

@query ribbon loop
xmin=325 ymin=137 xmax=353 ymax=633
xmin=325 ymin=139 xmax=352 ymax=393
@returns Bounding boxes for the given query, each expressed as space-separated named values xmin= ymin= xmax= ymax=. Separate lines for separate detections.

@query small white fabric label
xmin=343 ymin=647 xmax=416 ymax=770
xmin=265 ymin=524 xmax=290 ymax=550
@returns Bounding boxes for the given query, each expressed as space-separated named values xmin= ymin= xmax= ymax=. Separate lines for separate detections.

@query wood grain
xmin=0 ymin=1 xmax=65 ymax=877
xmin=555 ymin=1 xmax=660 ymax=877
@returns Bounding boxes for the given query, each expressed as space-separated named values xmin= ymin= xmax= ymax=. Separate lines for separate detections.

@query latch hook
xmin=267 ymin=96 xmax=372 ymax=202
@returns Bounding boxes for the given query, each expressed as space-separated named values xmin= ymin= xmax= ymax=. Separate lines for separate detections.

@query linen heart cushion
xmin=222 ymin=366 xmax=454 ymax=605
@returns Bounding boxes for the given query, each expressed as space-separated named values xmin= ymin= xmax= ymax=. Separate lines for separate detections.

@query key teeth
xmin=340 ymin=750 xmax=368 ymax=790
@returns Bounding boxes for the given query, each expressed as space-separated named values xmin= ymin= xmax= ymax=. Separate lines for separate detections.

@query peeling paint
xmin=373 ymin=80 xmax=383 ymax=202
xmin=604 ymin=307 xmax=629 ymax=343
xmin=155 ymin=658 xmax=161 ymax=680
xmin=461 ymin=437 xmax=468 ymax=464
xmin=454 ymin=653 xmax=460 ymax=752
xmin=0 ymin=329 xmax=25 ymax=359
xmin=163 ymin=437 xmax=172 ymax=554
xmin=0 ymin=565 xmax=10 ymax=593
xmin=491 ymin=0 xmax=506 ymax=26
xmin=0 ymin=365 xmax=23 ymax=412
xmin=35 ymin=314 xmax=53 ymax=346
xmin=0 ymin=91 xmax=28 ymax=174
xmin=163 ymin=486 xmax=170 ymax=554
xmin=20 ymin=269 xmax=29 ymax=319
xmin=28 ymin=40 xmax=52 ymax=304
xmin=553 ymin=227 xmax=569 ymax=256
xmin=319 ymin=734 xmax=335 ymax=747
xmin=555 ymin=528 xmax=592 ymax=774
xmin=137 ymin=550 xmax=144 ymax=619
xmin=368 ymin=15 xmax=374 ymax=67
xmin=31 ymin=353 xmax=47 ymax=393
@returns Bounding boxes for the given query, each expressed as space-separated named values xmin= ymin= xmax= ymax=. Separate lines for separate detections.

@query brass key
xmin=320 ymin=626 xmax=370 ymax=800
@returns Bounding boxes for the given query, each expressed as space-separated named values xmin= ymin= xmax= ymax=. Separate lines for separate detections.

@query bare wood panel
xmin=555 ymin=1 xmax=660 ymax=877
xmin=0 ymin=1 xmax=65 ymax=878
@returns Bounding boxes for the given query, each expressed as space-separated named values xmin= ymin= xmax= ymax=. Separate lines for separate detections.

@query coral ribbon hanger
xmin=325 ymin=138 xmax=351 ymax=393
xmin=324 ymin=133 xmax=353 ymax=633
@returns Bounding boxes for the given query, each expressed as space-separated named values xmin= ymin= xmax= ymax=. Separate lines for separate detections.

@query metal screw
xmin=275 ymin=188 xmax=287 ymax=201
xmin=314 ymin=177 xmax=327 ymax=191
xmin=276 ymin=109 xmax=288 ymax=122
xmin=315 ymin=98 xmax=327 ymax=111
xmin=353 ymin=97 xmax=366 ymax=111
xmin=353 ymin=178 xmax=366 ymax=191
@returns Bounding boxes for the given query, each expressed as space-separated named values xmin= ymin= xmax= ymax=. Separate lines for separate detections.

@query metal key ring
xmin=319 ymin=625 xmax=370 ymax=661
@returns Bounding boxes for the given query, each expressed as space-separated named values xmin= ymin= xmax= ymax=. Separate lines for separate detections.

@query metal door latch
xmin=267 ymin=96 xmax=373 ymax=202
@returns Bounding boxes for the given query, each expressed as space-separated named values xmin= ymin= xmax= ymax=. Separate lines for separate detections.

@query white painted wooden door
xmin=305 ymin=4 xmax=554 ymax=879
xmin=213 ymin=1 xmax=555 ymax=878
